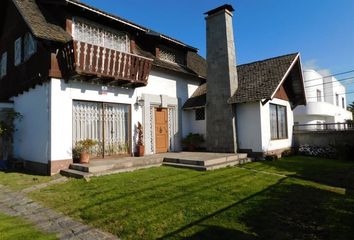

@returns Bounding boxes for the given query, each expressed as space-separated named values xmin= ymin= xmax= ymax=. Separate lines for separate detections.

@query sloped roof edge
xmin=12 ymin=0 xmax=72 ymax=43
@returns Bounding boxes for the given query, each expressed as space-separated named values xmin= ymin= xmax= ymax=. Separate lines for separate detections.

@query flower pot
xmin=80 ymin=152 xmax=90 ymax=164
xmin=136 ymin=145 xmax=145 ymax=157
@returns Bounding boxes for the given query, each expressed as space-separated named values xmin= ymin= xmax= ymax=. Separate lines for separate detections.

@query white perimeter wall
xmin=235 ymin=102 xmax=262 ymax=152
xmin=50 ymin=69 xmax=199 ymax=161
xmin=13 ymin=84 xmax=50 ymax=164
xmin=261 ymin=98 xmax=294 ymax=152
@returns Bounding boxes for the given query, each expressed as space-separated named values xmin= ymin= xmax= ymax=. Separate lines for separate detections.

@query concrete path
xmin=0 ymin=183 xmax=119 ymax=240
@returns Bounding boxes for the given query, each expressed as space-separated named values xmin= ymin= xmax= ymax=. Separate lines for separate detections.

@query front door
xmin=155 ymin=108 xmax=169 ymax=153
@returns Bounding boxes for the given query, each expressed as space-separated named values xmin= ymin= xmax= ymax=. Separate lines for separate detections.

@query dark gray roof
xmin=183 ymin=53 xmax=303 ymax=109
xmin=230 ymin=53 xmax=299 ymax=103
xmin=13 ymin=0 xmax=72 ymax=43
xmin=134 ymin=44 xmax=206 ymax=78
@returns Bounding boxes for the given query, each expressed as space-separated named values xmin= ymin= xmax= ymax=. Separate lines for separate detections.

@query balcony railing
xmin=294 ymin=122 xmax=354 ymax=133
xmin=60 ymin=41 xmax=153 ymax=87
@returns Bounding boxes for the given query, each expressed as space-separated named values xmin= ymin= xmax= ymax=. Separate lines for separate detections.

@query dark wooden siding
xmin=0 ymin=0 xmax=51 ymax=101
xmin=274 ymin=84 xmax=289 ymax=101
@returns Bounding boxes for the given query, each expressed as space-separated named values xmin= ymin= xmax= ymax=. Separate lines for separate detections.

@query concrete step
xmin=69 ymin=157 xmax=164 ymax=173
xmin=70 ymin=164 xmax=90 ymax=172
xmin=163 ymin=153 xmax=248 ymax=167
xmin=162 ymin=157 xmax=253 ymax=171
xmin=60 ymin=169 xmax=92 ymax=179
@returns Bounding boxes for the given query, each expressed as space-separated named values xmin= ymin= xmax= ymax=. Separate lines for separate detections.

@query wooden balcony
xmin=60 ymin=41 xmax=153 ymax=87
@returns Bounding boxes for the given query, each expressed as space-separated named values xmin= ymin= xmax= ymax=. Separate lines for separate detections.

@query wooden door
xmin=155 ymin=108 xmax=169 ymax=153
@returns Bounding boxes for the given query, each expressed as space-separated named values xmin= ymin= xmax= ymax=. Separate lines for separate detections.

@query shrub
xmin=333 ymin=143 xmax=354 ymax=161
xmin=182 ymin=133 xmax=204 ymax=151
xmin=265 ymin=155 xmax=278 ymax=161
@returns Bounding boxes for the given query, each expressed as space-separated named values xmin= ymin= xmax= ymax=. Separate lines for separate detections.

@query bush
xmin=265 ymin=155 xmax=278 ymax=161
xmin=333 ymin=143 xmax=354 ymax=161
xmin=182 ymin=133 xmax=204 ymax=151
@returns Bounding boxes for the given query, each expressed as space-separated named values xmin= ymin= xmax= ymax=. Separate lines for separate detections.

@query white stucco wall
xmin=302 ymin=70 xmax=323 ymax=103
xmin=235 ymin=102 xmax=262 ymax=152
xmin=13 ymin=84 xmax=50 ymax=164
xmin=49 ymin=69 xmax=200 ymax=161
xmin=183 ymin=109 xmax=206 ymax=137
xmin=136 ymin=70 xmax=199 ymax=140
xmin=261 ymin=98 xmax=294 ymax=152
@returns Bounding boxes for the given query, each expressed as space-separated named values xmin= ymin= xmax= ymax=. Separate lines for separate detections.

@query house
xmin=184 ymin=53 xmax=306 ymax=158
xmin=0 ymin=1 xmax=306 ymax=175
xmin=294 ymin=69 xmax=353 ymax=129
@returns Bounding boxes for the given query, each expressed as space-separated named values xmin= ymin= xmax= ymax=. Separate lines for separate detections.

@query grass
xmin=30 ymin=156 xmax=354 ymax=239
xmin=0 ymin=170 xmax=56 ymax=190
xmin=0 ymin=213 xmax=57 ymax=240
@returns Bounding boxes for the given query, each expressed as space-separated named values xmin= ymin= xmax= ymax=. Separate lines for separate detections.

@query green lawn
xmin=0 ymin=213 xmax=57 ymax=240
xmin=0 ymin=170 xmax=56 ymax=191
xmin=30 ymin=156 xmax=354 ymax=239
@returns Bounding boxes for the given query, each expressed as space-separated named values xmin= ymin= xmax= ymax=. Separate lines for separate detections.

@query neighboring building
xmin=184 ymin=53 xmax=306 ymax=158
xmin=0 ymin=1 xmax=306 ymax=174
xmin=294 ymin=69 xmax=353 ymax=127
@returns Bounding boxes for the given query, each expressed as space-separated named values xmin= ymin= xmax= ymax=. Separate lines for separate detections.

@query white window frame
xmin=270 ymin=103 xmax=288 ymax=140
xmin=14 ymin=37 xmax=22 ymax=66
xmin=24 ymin=33 xmax=37 ymax=61
xmin=0 ymin=52 xmax=7 ymax=79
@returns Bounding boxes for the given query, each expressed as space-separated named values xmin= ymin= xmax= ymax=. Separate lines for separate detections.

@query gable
xmin=183 ymin=53 xmax=307 ymax=109
xmin=273 ymin=84 xmax=289 ymax=101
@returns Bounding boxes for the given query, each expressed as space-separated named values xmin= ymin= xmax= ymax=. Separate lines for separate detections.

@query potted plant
xmin=181 ymin=133 xmax=204 ymax=151
xmin=75 ymin=139 xmax=97 ymax=164
xmin=136 ymin=122 xmax=144 ymax=157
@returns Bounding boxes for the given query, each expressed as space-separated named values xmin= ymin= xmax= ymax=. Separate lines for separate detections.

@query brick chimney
xmin=205 ymin=4 xmax=238 ymax=153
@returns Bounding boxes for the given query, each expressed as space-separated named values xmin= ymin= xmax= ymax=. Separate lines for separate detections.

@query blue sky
xmin=81 ymin=0 xmax=354 ymax=103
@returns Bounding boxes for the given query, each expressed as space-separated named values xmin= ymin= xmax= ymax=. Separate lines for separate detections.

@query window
xmin=195 ymin=108 xmax=205 ymax=121
xmin=14 ymin=37 xmax=22 ymax=66
xmin=0 ymin=52 xmax=7 ymax=78
xmin=73 ymin=18 xmax=130 ymax=53
xmin=159 ymin=45 xmax=186 ymax=65
xmin=270 ymin=104 xmax=287 ymax=140
xmin=342 ymin=97 xmax=345 ymax=109
xmin=336 ymin=93 xmax=339 ymax=106
xmin=24 ymin=33 xmax=37 ymax=61
xmin=316 ymin=89 xmax=321 ymax=102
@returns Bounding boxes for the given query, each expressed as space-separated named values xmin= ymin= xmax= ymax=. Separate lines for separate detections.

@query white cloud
xmin=303 ymin=59 xmax=332 ymax=77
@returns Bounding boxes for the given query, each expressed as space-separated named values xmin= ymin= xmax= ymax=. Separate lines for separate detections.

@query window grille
xmin=159 ymin=45 xmax=185 ymax=65
xmin=0 ymin=52 xmax=7 ymax=79
xmin=73 ymin=18 xmax=130 ymax=53
xmin=24 ymin=33 xmax=37 ymax=61
xmin=73 ymin=101 xmax=130 ymax=157
xmin=195 ymin=108 xmax=205 ymax=121
xmin=14 ymin=37 xmax=22 ymax=66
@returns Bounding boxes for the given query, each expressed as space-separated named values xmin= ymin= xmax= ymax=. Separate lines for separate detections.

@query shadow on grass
xmin=181 ymin=225 xmax=257 ymax=240
xmin=161 ymin=177 xmax=354 ymax=240
xmin=251 ymin=157 xmax=354 ymax=190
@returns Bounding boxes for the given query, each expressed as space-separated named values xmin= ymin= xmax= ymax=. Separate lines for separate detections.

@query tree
xmin=348 ymin=101 xmax=354 ymax=119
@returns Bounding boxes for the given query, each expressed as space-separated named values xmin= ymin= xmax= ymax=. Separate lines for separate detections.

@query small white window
xmin=24 ymin=33 xmax=37 ymax=61
xmin=0 ymin=52 xmax=7 ymax=78
xmin=14 ymin=37 xmax=22 ymax=66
